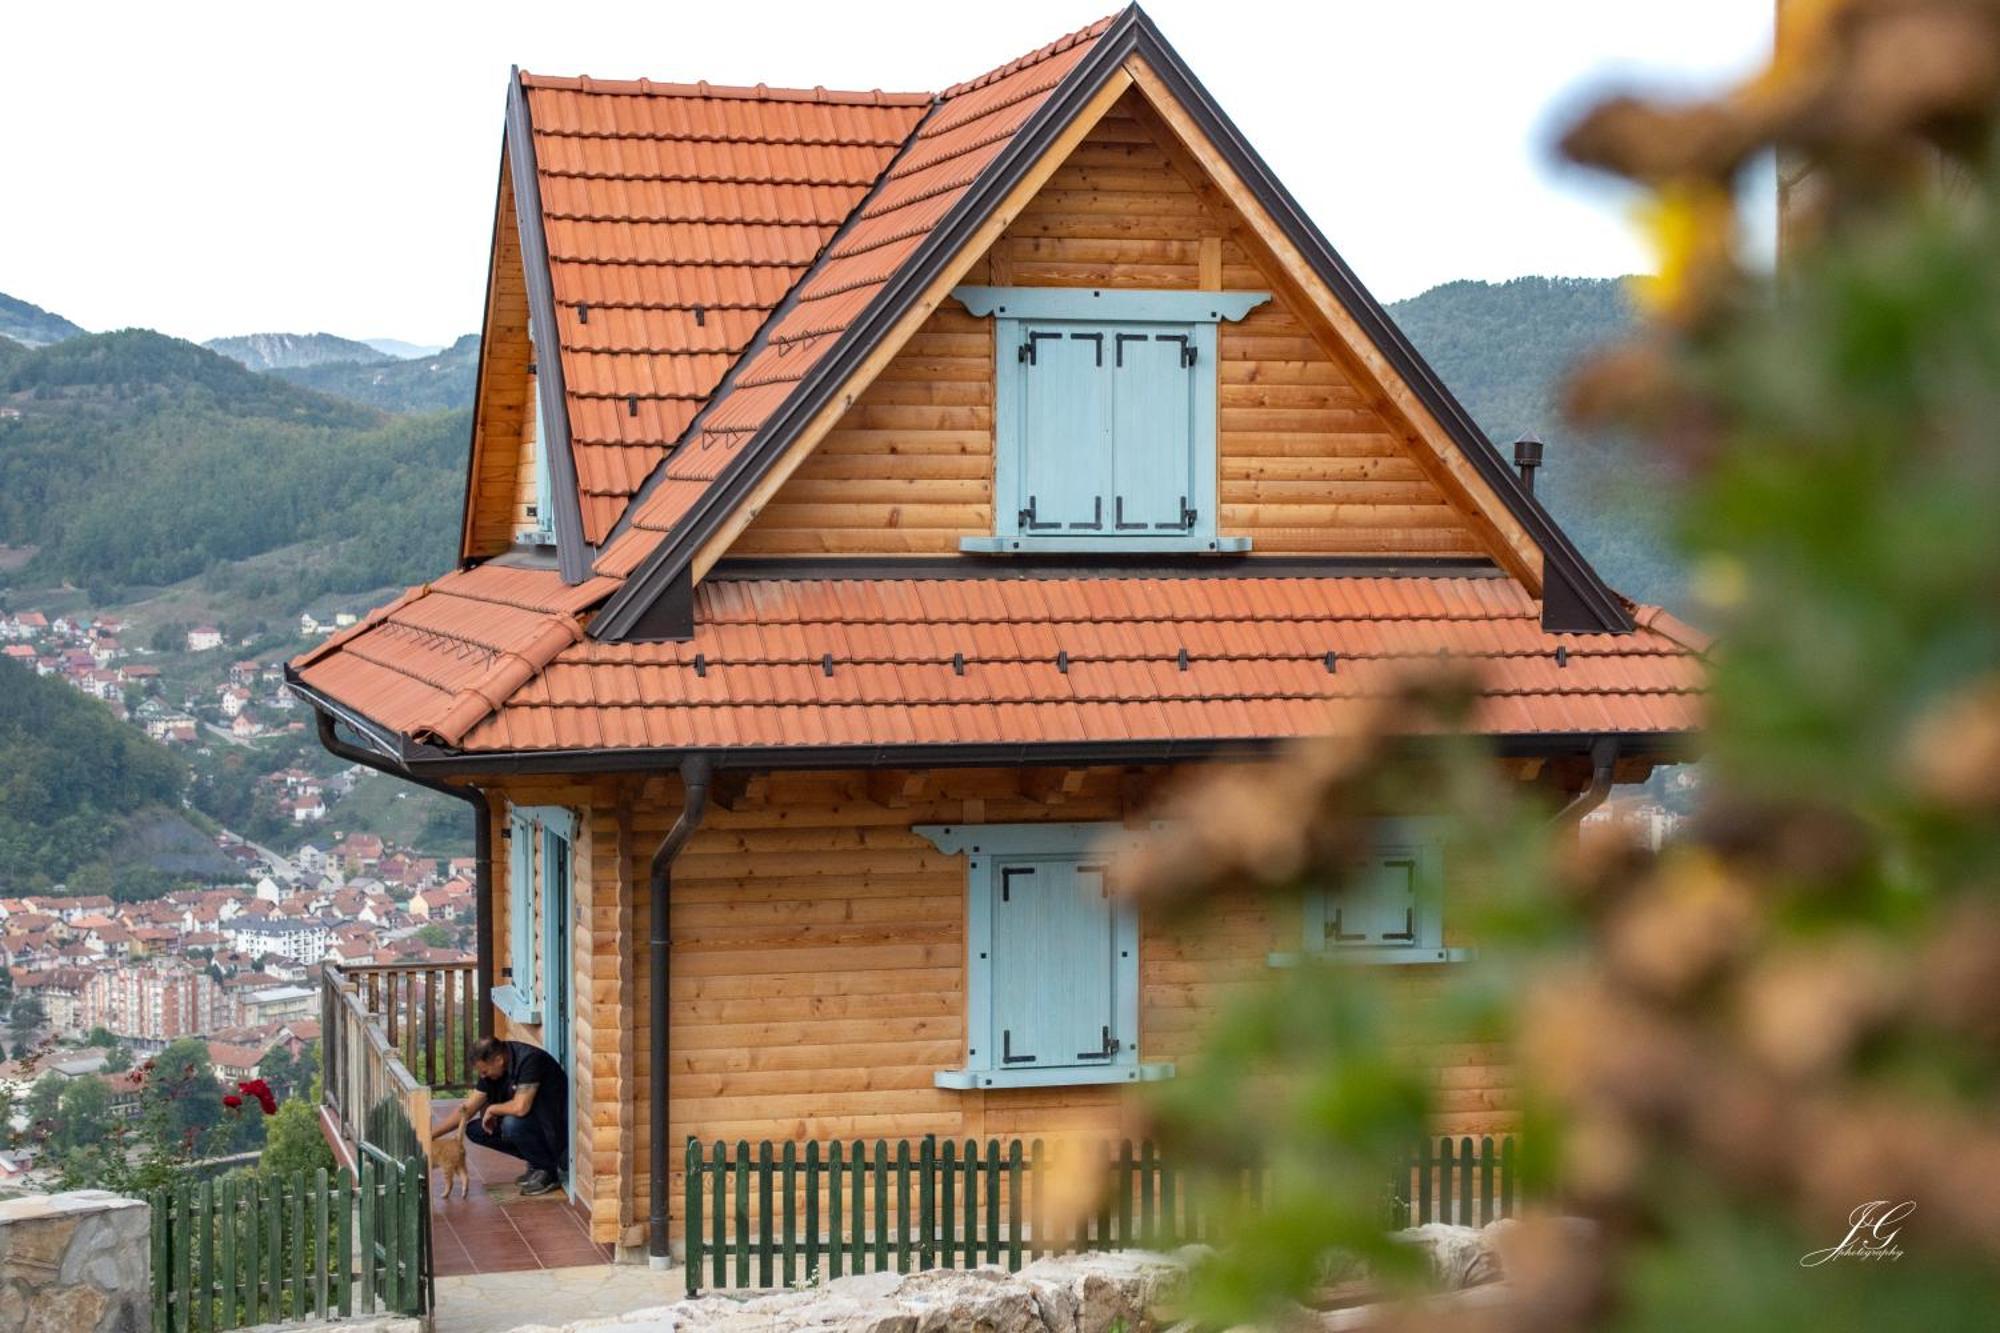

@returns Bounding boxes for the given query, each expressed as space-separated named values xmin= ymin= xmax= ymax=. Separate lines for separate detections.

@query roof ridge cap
xmin=1631 ymin=604 xmax=1715 ymax=656
xmin=520 ymin=71 xmax=933 ymax=106
xmin=412 ymin=613 xmax=586 ymax=747
xmin=940 ymin=11 xmax=1120 ymax=99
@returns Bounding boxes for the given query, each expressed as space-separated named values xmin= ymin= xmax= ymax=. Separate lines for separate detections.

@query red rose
xmin=222 ymin=1094 xmax=243 ymax=1109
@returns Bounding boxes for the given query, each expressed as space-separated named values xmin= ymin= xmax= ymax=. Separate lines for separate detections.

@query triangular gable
xmin=584 ymin=5 xmax=1631 ymax=639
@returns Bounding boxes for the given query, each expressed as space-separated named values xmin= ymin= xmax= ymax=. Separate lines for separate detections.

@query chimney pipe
xmin=1513 ymin=433 xmax=1544 ymax=493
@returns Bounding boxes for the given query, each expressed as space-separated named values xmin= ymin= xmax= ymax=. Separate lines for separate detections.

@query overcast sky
xmin=0 ymin=1 xmax=1772 ymax=348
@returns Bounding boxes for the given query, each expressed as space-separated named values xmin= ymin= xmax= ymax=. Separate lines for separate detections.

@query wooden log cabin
xmin=289 ymin=6 xmax=1705 ymax=1262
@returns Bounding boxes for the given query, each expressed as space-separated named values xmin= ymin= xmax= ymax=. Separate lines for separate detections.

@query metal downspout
xmin=314 ymin=709 xmax=497 ymax=1038
xmin=648 ymin=754 xmax=713 ymax=1267
xmin=1550 ymin=736 xmax=1620 ymax=828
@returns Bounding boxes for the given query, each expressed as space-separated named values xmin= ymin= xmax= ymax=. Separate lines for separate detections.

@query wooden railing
xmin=150 ymin=1157 xmax=428 ymax=1333
xmin=338 ymin=961 xmax=480 ymax=1090
xmin=321 ymin=966 xmax=432 ymax=1164
xmin=684 ymin=1134 xmax=1522 ymax=1295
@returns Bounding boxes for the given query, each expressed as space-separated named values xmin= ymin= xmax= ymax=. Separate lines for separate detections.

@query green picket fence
xmin=150 ymin=1154 xmax=429 ymax=1333
xmin=1390 ymin=1135 xmax=1517 ymax=1230
xmin=685 ymin=1133 xmax=1519 ymax=1295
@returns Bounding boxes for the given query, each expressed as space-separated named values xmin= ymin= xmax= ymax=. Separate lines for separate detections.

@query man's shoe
xmin=520 ymin=1169 xmax=559 ymax=1196
xmin=514 ymin=1169 xmax=536 ymax=1185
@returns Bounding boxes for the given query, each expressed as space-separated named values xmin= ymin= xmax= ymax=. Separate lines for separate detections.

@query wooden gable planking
xmin=730 ymin=90 xmax=1486 ymax=561
xmin=463 ymin=153 xmax=538 ymax=560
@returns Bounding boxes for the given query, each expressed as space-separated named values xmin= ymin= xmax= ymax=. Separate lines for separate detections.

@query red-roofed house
xmin=289 ymin=9 xmax=1704 ymax=1255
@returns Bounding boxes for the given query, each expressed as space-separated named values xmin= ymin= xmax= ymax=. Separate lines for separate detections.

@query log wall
xmin=484 ymin=764 xmax=1516 ymax=1249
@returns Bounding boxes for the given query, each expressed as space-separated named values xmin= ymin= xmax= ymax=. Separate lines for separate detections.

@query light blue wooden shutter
xmin=1110 ymin=324 xmax=1196 ymax=531
xmin=989 ymin=858 xmax=1117 ymax=1067
xmin=1018 ymin=324 xmax=1110 ymax=532
xmin=508 ymin=812 xmax=535 ymax=995
xmin=1328 ymin=854 xmax=1420 ymax=948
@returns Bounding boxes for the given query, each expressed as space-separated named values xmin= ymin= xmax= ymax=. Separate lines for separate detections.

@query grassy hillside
xmin=1387 ymin=276 xmax=1682 ymax=606
xmin=0 ymin=292 xmax=85 ymax=348
xmin=0 ymin=330 xmax=466 ymax=600
xmin=273 ymin=333 xmax=479 ymax=413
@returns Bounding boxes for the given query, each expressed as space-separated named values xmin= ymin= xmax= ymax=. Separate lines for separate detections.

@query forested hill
xmin=0 ymin=330 xmax=466 ymax=601
xmin=205 ymin=331 xmax=388 ymax=371
xmin=0 ymin=657 xmax=187 ymax=891
xmin=1386 ymin=276 xmax=1681 ymax=606
xmin=0 ymin=291 xmax=86 ymax=348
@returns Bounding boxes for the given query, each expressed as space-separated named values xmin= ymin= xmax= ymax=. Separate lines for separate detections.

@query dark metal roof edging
xmin=390 ymin=728 xmax=1701 ymax=778
xmin=1122 ymin=18 xmax=1632 ymax=633
xmin=586 ymin=6 xmax=1149 ymax=641
xmin=508 ymin=67 xmax=590 ymax=585
xmin=701 ymin=554 xmax=1510 ymax=581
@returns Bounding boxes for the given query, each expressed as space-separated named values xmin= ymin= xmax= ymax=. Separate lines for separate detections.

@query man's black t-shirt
xmin=475 ymin=1040 xmax=567 ymax=1143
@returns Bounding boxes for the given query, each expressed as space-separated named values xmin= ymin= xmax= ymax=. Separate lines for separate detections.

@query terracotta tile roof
xmin=520 ymin=74 xmax=933 ymax=541
xmin=592 ymin=16 xmax=1116 ymax=577
xmin=441 ymin=576 xmax=1702 ymax=754
xmin=293 ymin=563 xmax=616 ymax=747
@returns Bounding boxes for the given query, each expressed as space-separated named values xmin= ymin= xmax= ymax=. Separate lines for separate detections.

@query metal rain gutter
xmin=312 ymin=707 xmax=498 ymax=1040
xmin=647 ymin=753 xmax=713 ymax=1266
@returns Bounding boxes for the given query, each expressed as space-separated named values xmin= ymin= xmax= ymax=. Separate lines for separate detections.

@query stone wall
xmin=0 ymin=1192 xmax=151 ymax=1333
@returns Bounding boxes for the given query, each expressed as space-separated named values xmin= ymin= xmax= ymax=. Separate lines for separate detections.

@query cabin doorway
xmin=540 ymin=819 xmax=576 ymax=1199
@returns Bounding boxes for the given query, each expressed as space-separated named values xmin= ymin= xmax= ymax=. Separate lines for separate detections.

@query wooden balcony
xmin=321 ymin=962 xmax=479 ymax=1165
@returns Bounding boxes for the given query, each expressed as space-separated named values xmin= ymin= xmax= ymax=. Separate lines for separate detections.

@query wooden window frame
xmin=917 ymin=821 xmax=1174 ymax=1090
xmin=953 ymin=286 xmax=1267 ymax=555
xmin=494 ymin=804 xmax=576 ymax=1023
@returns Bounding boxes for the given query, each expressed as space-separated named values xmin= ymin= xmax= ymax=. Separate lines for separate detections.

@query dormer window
xmin=954 ymin=287 xmax=1267 ymax=554
xmin=521 ymin=343 xmax=558 ymax=548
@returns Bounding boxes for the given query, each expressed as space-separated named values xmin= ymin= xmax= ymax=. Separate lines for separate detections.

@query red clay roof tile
xmin=373 ymin=575 xmax=1708 ymax=755
xmin=520 ymin=75 xmax=931 ymax=542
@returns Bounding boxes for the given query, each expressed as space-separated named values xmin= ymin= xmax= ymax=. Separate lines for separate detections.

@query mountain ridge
xmin=0 ymin=291 xmax=86 ymax=348
xmin=204 ymin=331 xmax=389 ymax=371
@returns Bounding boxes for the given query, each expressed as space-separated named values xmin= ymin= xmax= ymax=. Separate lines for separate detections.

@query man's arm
xmin=433 ymin=1089 xmax=486 ymax=1139
xmin=479 ymin=1082 xmax=538 ymax=1128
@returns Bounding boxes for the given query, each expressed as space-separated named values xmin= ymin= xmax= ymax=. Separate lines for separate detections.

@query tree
xmin=7 ymin=997 xmax=44 ymax=1050
xmin=102 ymin=1044 xmax=133 ymax=1074
xmin=139 ymin=1038 xmax=225 ymax=1157
xmin=22 ymin=1073 xmax=60 ymax=1141
xmin=417 ymin=923 xmax=452 ymax=949
xmin=260 ymin=1098 xmax=333 ymax=1179
xmin=83 ymin=1026 xmax=118 ymax=1048
xmin=53 ymin=1077 xmax=114 ymax=1157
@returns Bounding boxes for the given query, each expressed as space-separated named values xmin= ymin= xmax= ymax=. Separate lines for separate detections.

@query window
xmin=521 ymin=344 xmax=557 ymax=547
xmin=917 ymin=822 xmax=1174 ymax=1090
xmin=495 ymin=805 xmax=574 ymax=1022
xmin=1278 ymin=818 xmax=1469 ymax=966
xmin=953 ymin=287 xmax=1268 ymax=554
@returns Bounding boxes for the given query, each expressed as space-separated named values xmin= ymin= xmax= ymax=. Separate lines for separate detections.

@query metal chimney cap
xmin=1512 ymin=433 xmax=1545 ymax=468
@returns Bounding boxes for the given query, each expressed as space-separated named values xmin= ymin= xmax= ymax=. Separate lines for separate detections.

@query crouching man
xmin=434 ymin=1035 xmax=567 ymax=1196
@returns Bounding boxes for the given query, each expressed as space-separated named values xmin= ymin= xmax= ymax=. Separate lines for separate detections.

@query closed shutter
xmin=1327 ymin=853 xmax=1421 ymax=948
xmin=1111 ymin=325 xmax=1197 ymax=531
xmin=1018 ymin=325 xmax=1110 ymax=531
xmin=508 ymin=812 xmax=536 ymax=996
xmin=989 ymin=858 xmax=1118 ymax=1068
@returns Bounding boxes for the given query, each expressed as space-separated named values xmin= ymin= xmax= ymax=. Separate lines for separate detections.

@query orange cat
xmin=430 ymin=1130 xmax=470 ymax=1199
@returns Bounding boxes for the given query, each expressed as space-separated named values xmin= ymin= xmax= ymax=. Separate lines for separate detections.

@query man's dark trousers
xmin=466 ymin=1113 xmax=563 ymax=1176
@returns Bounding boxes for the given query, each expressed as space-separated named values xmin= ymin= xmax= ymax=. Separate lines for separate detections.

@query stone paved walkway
xmin=433 ymin=1264 xmax=688 ymax=1333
